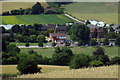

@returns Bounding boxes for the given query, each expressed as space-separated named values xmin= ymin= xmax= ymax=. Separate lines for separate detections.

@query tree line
xmin=2 ymin=2 xmax=64 ymax=16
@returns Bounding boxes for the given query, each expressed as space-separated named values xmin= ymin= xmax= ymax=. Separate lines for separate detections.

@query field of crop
xmin=20 ymin=46 xmax=119 ymax=58
xmin=1 ymin=65 xmax=69 ymax=74
xmin=17 ymin=65 xmax=118 ymax=78
xmin=2 ymin=2 xmax=48 ymax=12
xmin=2 ymin=14 xmax=75 ymax=25
xmin=63 ymin=2 xmax=118 ymax=24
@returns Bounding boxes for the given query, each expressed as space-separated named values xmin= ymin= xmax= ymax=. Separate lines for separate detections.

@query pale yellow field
xmin=2 ymin=2 xmax=48 ymax=12
xmin=1 ymin=65 xmax=69 ymax=74
xmin=17 ymin=65 xmax=119 ymax=78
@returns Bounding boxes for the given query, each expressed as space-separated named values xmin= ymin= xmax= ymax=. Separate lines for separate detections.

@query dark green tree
xmin=78 ymin=40 xmax=84 ymax=46
xmin=69 ymin=54 xmax=90 ymax=69
xmin=32 ymin=2 xmax=44 ymax=14
xmin=17 ymin=54 xmax=41 ymax=74
xmin=25 ymin=42 xmax=30 ymax=47
xmin=103 ymin=38 xmax=109 ymax=45
xmin=52 ymin=42 xmax=56 ymax=47
xmin=38 ymin=41 xmax=43 ymax=47
xmin=51 ymin=47 xmax=73 ymax=65
xmin=90 ymin=39 xmax=97 ymax=46
xmin=65 ymin=41 xmax=70 ymax=46
xmin=68 ymin=24 xmax=90 ymax=43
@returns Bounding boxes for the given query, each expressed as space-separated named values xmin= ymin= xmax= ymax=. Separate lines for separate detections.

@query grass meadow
xmin=17 ymin=65 xmax=118 ymax=78
xmin=1 ymin=65 xmax=69 ymax=74
xmin=20 ymin=46 xmax=119 ymax=58
xmin=63 ymin=2 xmax=118 ymax=24
xmin=2 ymin=14 xmax=75 ymax=25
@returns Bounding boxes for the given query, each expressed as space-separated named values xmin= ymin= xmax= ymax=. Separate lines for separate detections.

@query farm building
xmin=111 ymin=24 xmax=120 ymax=33
xmin=49 ymin=26 xmax=67 ymax=43
xmin=41 ymin=25 xmax=67 ymax=33
xmin=90 ymin=28 xmax=100 ymax=38
xmin=109 ymin=39 xmax=116 ymax=46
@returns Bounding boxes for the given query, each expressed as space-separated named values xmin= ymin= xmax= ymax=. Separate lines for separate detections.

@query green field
xmin=20 ymin=46 xmax=119 ymax=58
xmin=10 ymin=42 xmax=48 ymax=46
xmin=2 ymin=14 xmax=75 ymax=25
xmin=63 ymin=2 xmax=118 ymax=24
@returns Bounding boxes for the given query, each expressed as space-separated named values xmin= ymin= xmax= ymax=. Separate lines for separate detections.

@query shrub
xmin=7 ymin=44 xmax=20 ymax=54
xmin=7 ymin=57 xmax=18 ymax=64
xmin=78 ymin=40 xmax=84 ymax=46
xmin=90 ymin=39 xmax=97 ymax=46
xmin=65 ymin=41 xmax=70 ymax=46
xmin=110 ymin=56 xmax=120 ymax=65
xmin=103 ymin=38 xmax=109 ymax=45
xmin=69 ymin=54 xmax=90 ymax=69
xmin=52 ymin=42 xmax=56 ymax=47
xmin=89 ymin=60 xmax=104 ymax=67
xmin=38 ymin=41 xmax=43 ymax=47
xmin=25 ymin=42 xmax=29 ymax=47
xmin=51 ymin=47 xmax=73 ymax=66
xmin=17 ymin=55 xmax=41 ymax=74
xmin=92 ymin=47 xmax=110 ymax=65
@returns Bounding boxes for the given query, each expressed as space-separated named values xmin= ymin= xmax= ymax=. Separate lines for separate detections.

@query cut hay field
xmin=63 ymin=2 xmax=118 ymax=24
xmin=17 ymin=65 xmax=118 ymax=78
xmin=2 ymin=14 xmax=75 ymax=25
xmin=20 ymin=46 xmax=119 ymax=58
xmin=2 ymin=2 xmax=48 ymax=12
xmin=1 ymin=65 xmax=69 ymax=74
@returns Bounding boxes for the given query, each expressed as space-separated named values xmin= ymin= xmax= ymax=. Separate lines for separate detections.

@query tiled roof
xmin=50 ymin=33 xmax=66 ymax=37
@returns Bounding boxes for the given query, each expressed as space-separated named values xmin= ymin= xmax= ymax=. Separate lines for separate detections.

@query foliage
xmin=37 ymin=35 xmax=46 ymax=42
xmin=44 ymin=29 xmax=54 ymax=37
xmin=17 ymin=54 xmax=41 ymax=74
xmin=52 ymin=42 xmax=56 ymax=47
xmin=25 ymin=42 xmax=30 ymax=47
xmin=110 ymin=56 xmax=120 ymax=65
xmin=107 ymin=32 xmax=116 ymax=39
xmin=51 ymin=47 xmax=73 ymax=66
xmin=68 ymin=24 xmax=90 ymax=43
xmin=89 ymin=60 xmax=104 ymax=67
xmin=32 ymin=2 xmax=44 ymax=14
xmin=92 ymin=47 xmax=110 ymax=65
xmin=115 ymin=37 xmax=120 ymax=46
xmin=69 ymin=54 xmax=90 ymax=69
xmin=65 ymin=41 xmax=70 ymax=46
xmin=103 ymin=38 xmax=109 ymax=45
xmin=90 ymin=39 xmax=97 ymax=46
xmin=78 ymin=40 xmax=84 ymax=46
xmin=7 ymin=44 xmax=20 ymax=54
xmin=38 ymin=41 xmax=43 ymax=47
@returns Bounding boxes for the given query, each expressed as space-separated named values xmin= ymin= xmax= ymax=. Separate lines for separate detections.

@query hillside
xmin=2 ymin=14 xmax=75 ymax=25
xmin=17 ymin=65 xmax=118 ymax=78
xmin=63 ymin=2 xmax=118 ymax=24
xmin=2 ymin=2 xmax=48 ymax=12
